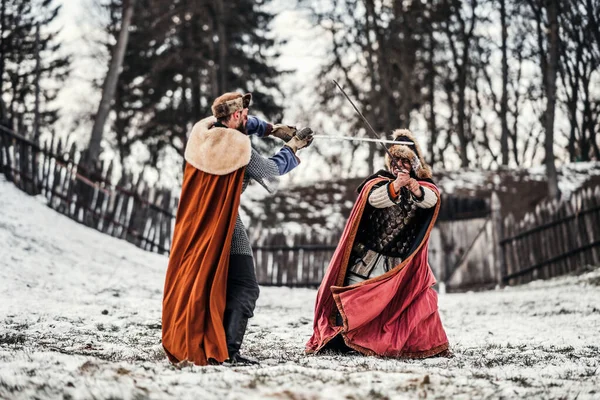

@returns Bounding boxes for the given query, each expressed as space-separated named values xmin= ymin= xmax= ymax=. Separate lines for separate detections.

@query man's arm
xmin=246 ymin=115 xmax=299 ymax=142
xmin=245 ymin=147 xmax=299 ymax=194
xmin=245 ymin=115 xmax=272 ymax=137
xmin=368 ymin=180 xmax=437 ymax=209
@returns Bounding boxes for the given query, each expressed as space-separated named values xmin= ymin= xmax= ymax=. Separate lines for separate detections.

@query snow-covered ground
xmin=1 ymin=176 xmax=599 ymax=400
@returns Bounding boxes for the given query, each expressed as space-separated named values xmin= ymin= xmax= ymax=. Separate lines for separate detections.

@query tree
xmin=306 ymin=0 xmax=449 ymax=174
xmin=86 ymin=0 xmax=136 ymax=169
xmin=543 ymin=0 xmax=560 ymax=198
xmin=96 ymin=0 xmax=283 ymax=176
xmin=499 ymin=0 xmax=510 ymax=166
xmin=559 ymin=0 xmax=600 ymax=161
xmin=0 ymin=0 xmax=70 ymax=138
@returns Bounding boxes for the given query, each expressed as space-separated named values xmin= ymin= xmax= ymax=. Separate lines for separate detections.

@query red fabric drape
xmin=306 ymin=178 xmax=448 ymax=358
xmin=162 ymin=163 xmax=245 ymax=365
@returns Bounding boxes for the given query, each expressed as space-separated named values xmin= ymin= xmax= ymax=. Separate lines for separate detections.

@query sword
xmin=332 ymin=80 xmax=406 ymax=170
xmin=311 ymin=134 xmax=413 ymax=146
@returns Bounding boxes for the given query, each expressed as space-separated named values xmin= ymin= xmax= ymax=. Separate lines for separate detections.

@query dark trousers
xmin=226 ymin=254 xmax=260 ymax=318
xmin=223 ymin=254 xmax=260 ymax=360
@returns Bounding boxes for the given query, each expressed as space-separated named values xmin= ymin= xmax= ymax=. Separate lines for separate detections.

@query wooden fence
xmin=500 ymin=186 xmax=600 ymax=285
xmin=2 ymin=126 xmax=599 ymax=289
xmin=252 ymin=232 xmax=338 ymax=287
xmin=0 ymin=127 xmax=177 ymax=254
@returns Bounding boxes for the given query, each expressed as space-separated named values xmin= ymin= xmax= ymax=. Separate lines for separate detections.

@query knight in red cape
xmin=306 ymin=129 xmax=450 ymax=358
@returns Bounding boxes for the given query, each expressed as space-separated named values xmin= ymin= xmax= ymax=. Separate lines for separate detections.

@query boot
xmin=224 ymin=309 xmax=259 ymax=366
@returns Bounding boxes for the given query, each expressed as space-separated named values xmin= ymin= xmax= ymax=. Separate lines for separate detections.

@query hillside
xmin=0 ymin=176 xmax=599 ymax=399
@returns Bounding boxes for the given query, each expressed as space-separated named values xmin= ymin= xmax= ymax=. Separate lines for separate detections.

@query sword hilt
xmin=296 ymin=127 xmax=313 ymax=141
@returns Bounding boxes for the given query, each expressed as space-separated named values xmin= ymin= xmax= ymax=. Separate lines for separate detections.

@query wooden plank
xmin=502 ymin=215 xmax=514 ymax=282
xmin=573 ymin=194 xmax=590 ymax=268
xmin=273 ymin=232 xmax=285 ymax=285
xmin=588 ymin=188 xmax=600 ymax=264
xmin=515 ymin=218 xmax=526 ymax=284
xmin=258 ymin=237 xmax=270 ymax=285
xmin=302 ymin=234 xmax=312 ymax=286
xmin=542 ymin=204 xmax=557 ymax=279
xmin=50 ymin=139 xmax=64 ymax=211
xmin=533 ymin=205 xmax=547 ymax=280
xmin=30 ymin=142 xmax=40 ymax=195
xmin=161 ymin=191 xmax=173 ymax=254
xmin=563 ymin=203 xmax=578 ymax=274
xmin=0 ymin=131 xmax=5 ymax=174
xmin=41 ymin=140 xmax=51 ymax=199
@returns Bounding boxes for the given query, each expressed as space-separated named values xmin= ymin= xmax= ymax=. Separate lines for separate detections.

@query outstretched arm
xmin=245 ymin=116 xmax=273 ymax=137
xmin=246 ymin=115 xmax=301 ymax=142
xmin=245 ymin=147 xmax=299 ymax=193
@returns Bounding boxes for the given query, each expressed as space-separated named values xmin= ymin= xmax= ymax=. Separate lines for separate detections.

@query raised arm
xmin=368 ymin=180 xmax=438 ymax=209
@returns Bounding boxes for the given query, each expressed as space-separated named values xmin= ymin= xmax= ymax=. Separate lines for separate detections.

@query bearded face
xmin=391 ymin=158 xmax=413 ymax=176
xmin=235 ymin=119 xmax=246 ymax=133
xmin=232 ymin=108 xmax=249 ymax=134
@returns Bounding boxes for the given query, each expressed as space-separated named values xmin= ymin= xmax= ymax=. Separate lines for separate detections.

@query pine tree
xmin=100 ymin=0 xmax=283 ymax=173
xmin=0 ymin=0 xmax=70 ymax=139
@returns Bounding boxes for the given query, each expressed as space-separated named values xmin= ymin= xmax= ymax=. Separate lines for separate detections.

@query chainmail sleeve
xmin=242 ymin=147 xmax=297 ymax=194
xmin=230 ymin=149 xmax=289 ymax=256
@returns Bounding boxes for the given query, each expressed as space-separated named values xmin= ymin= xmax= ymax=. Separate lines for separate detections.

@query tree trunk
xmin=427 ymin=31 xmax=437 ymax=166
xmin=545 ymin=0 xmax=560 ymax=199
xmin=0 ymin=0 xmax=5 ymax=96
xmin=86 ymin=0 xmax=136 ymax=168
xmin=217 ymin=0 xmax=227 ymax=94
xmin=33 ymin=23 xmax=41 ymax=143
xmin=500 ymin=0 xmax=509 ymax=166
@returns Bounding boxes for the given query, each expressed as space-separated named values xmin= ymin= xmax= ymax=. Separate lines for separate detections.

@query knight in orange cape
xmin=162 ymin=92 xmax=313 ymax=366
xmin=306 ymin=129 xmax=449 ymax=358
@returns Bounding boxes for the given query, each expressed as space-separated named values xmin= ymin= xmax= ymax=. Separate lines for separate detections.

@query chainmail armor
xmin=230 ymin=148 xmax=280 ymax=256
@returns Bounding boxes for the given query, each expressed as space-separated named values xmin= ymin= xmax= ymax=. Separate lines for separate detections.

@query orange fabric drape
xmin=162 ymin=163 xmax=245 ymax=365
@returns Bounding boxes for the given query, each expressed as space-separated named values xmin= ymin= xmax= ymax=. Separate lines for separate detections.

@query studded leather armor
xmin=354 ymin=184 xmax=420 ymax=258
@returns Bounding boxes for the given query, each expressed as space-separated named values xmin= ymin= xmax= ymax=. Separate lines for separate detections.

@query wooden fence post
xmin=491 ymin=191 xmax=505 ymax=287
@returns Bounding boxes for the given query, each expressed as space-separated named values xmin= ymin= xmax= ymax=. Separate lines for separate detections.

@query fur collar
xmin=184 ymin=116 xmax=251 ymax=175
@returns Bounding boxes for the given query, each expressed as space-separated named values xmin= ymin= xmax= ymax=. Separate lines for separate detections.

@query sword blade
xmin=332 ymin=80 xmax=404 ymax=170
xmin=312 ymin=134 xmax=412 ymax=146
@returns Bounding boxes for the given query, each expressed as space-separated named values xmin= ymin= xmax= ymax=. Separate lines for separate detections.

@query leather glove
xmin=284 ymin=128 xmax=313 ymax=153
xmin=271 ymin=124 xmax=297 ymax=142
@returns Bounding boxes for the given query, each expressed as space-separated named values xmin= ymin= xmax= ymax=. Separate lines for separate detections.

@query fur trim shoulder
xmin=184 ymin=116 xmax=252 ymax=175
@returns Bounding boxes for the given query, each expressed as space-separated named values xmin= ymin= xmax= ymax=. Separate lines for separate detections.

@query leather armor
xmin=354 ymin=184 xmax=419 ymax=258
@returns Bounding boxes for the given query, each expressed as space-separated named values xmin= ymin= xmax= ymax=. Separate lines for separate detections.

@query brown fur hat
xmin=385 ymin=129 xmax=432 ymax=179
xmin=211 ymin=92 xmax=252 ymax=119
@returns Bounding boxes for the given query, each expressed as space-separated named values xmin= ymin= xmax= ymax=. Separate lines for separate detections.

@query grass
xmin=0 ymin=332 xmax=26 ymax=345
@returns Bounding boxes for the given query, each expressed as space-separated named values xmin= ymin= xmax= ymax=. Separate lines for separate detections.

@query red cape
xmin=162 ymin=163 xmax=245 ymax=365
xmin=306 ymin=178 xmax=449 ymax=358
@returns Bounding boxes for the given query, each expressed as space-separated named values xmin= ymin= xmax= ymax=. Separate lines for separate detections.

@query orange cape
xmin=162 ymin=163 xmax=245 ymax=365
xmin=306 ymin=178 xmax=449 ymax=358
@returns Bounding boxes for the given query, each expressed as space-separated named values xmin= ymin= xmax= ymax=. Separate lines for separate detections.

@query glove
xmin=284 ymin=129 xmax=313 ymax=153
xmin=271 ymin=124 xmax=297 ymax=142
xmin=299 ymin=126 xmax=314 ymax=148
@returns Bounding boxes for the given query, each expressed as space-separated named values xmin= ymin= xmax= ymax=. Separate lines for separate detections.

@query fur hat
xmin=211 ymin=92 xmax=252 ymax=119
xmin=385 ymin=129 xmax=432 ymax=179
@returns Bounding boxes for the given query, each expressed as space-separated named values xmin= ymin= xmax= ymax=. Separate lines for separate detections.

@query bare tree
xmin=499 ymin=0 xmax=510 ymax=165
xmin=544 ymin=0 xmax=560 ymax=198
xmin=86 ymin=0 xmax=136 ymax=168
xmin=559 ymin=0 xmax=600 ymax=161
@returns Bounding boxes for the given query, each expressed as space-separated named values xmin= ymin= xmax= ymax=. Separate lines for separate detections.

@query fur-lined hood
xmin=184 ymin=116 xmax=252 ymax=175
xmin=385 ymin=129 xmax=433 ymax=180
